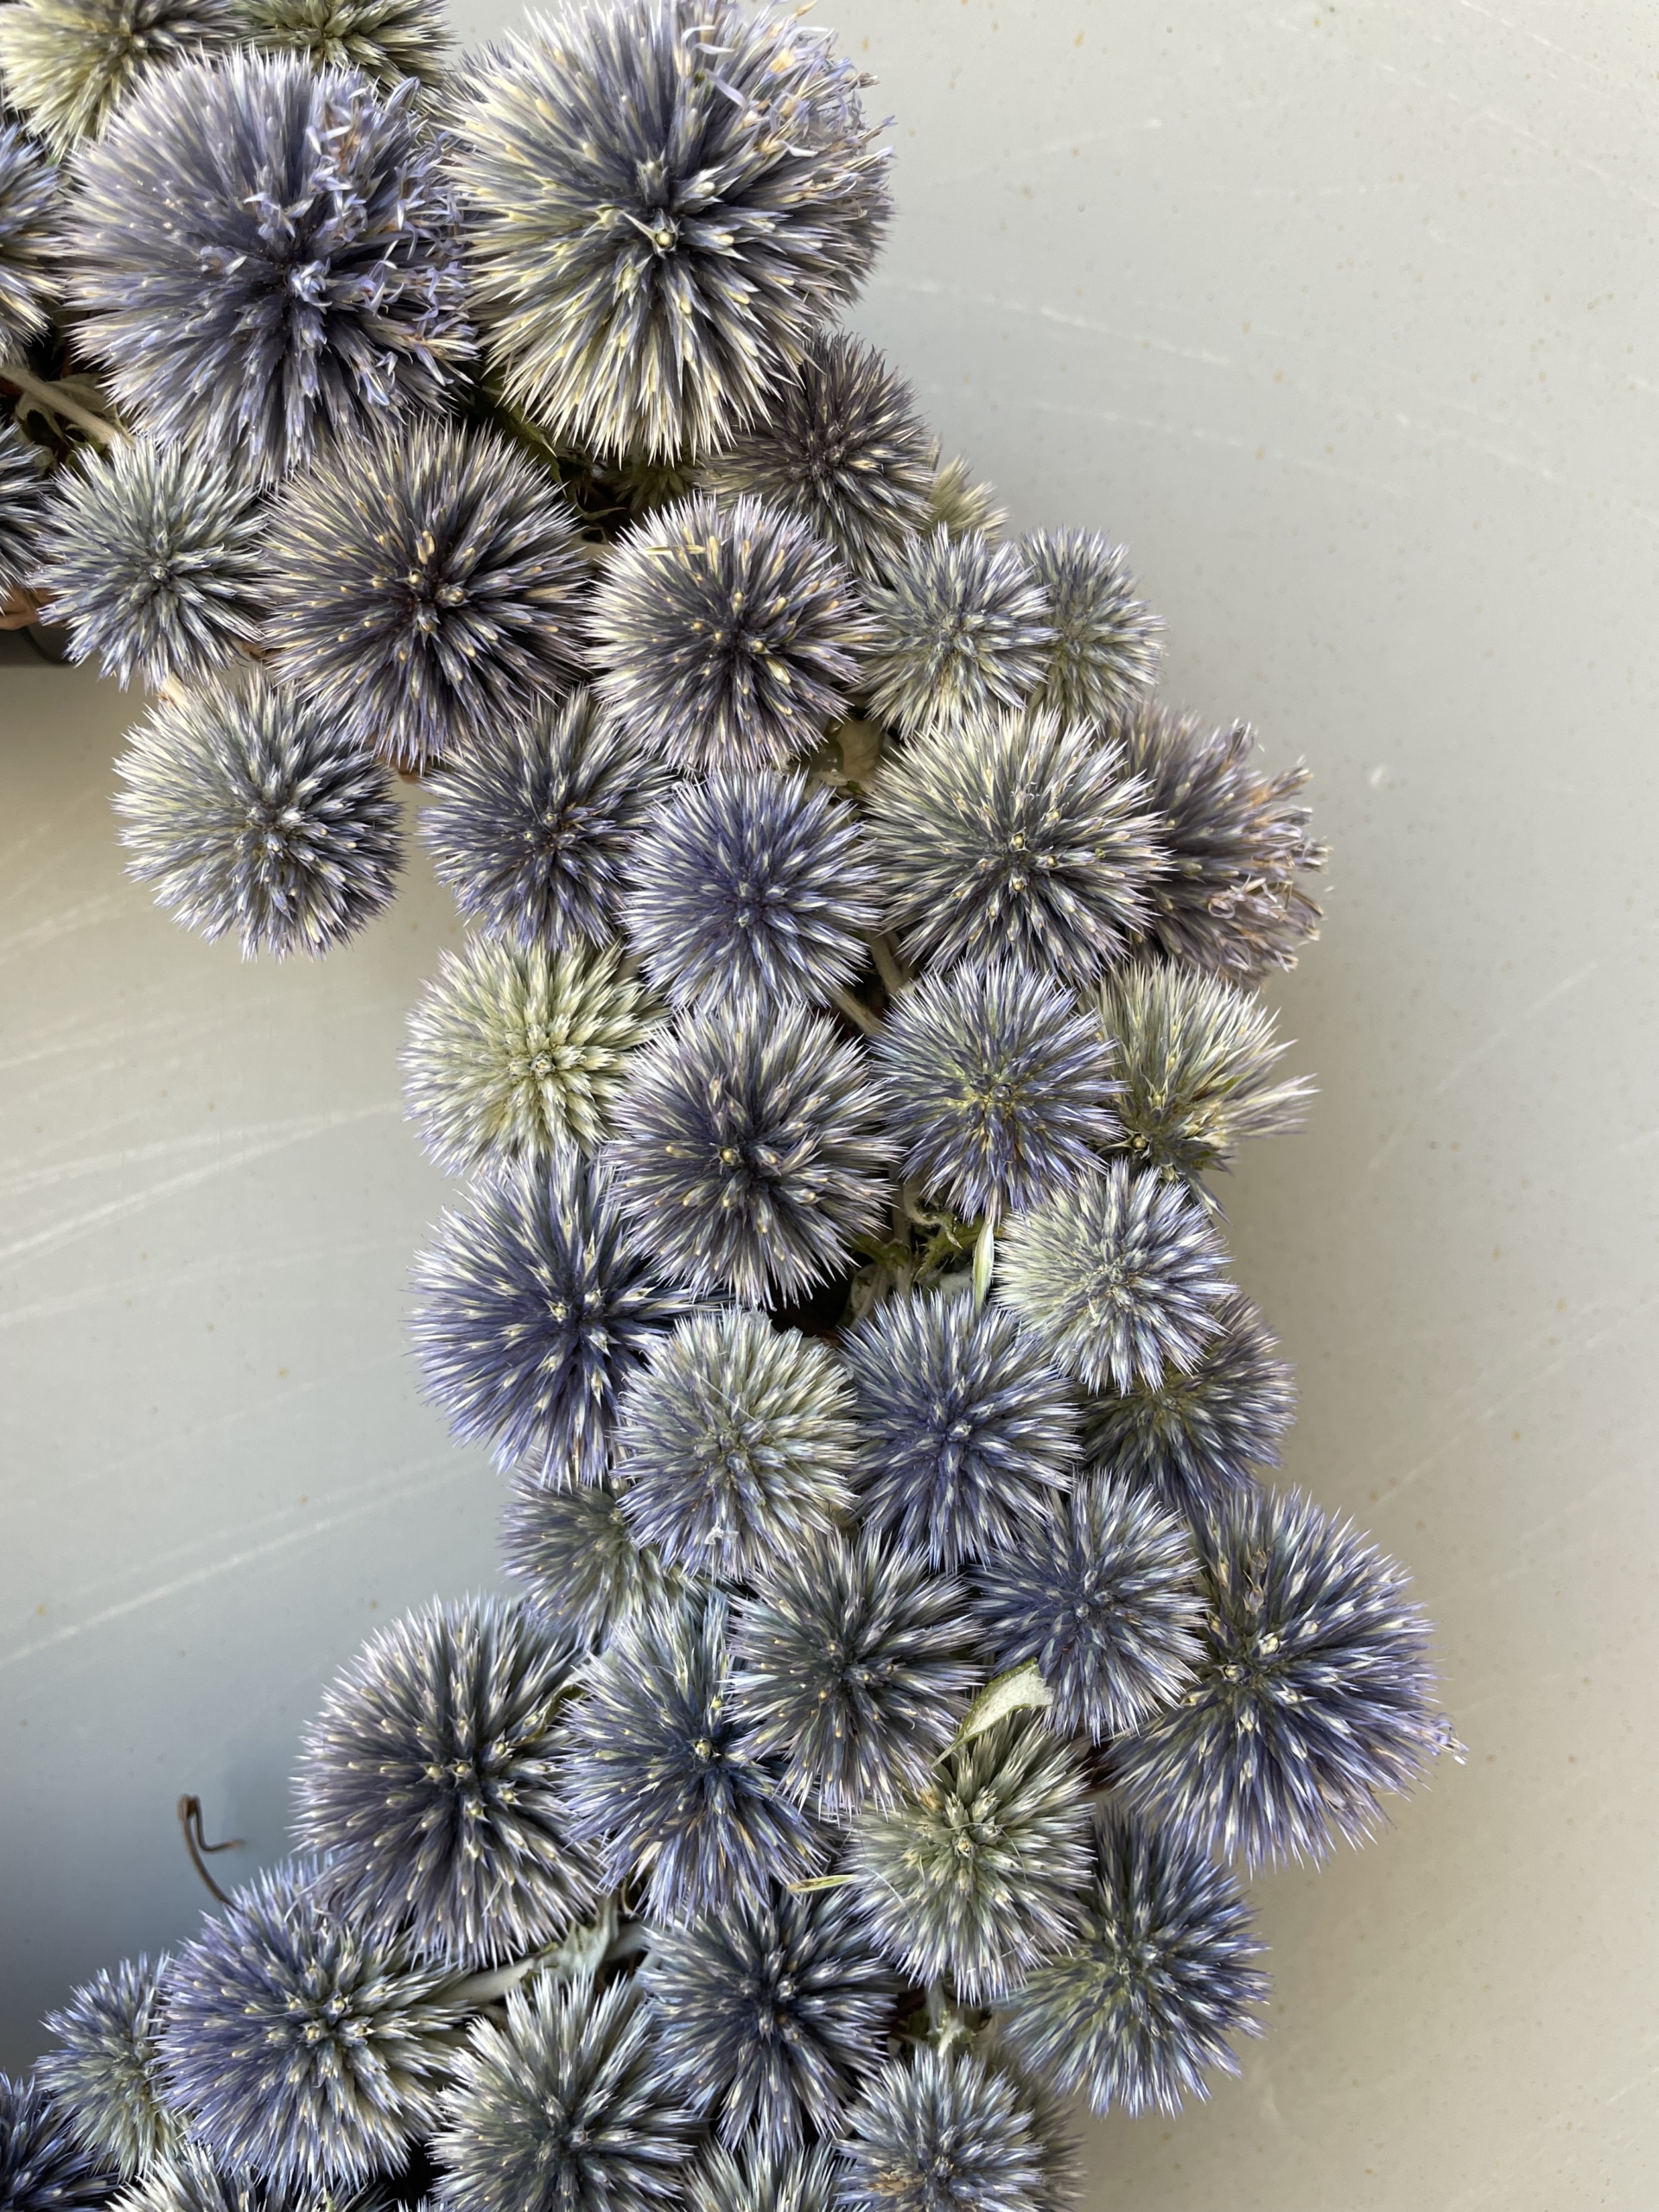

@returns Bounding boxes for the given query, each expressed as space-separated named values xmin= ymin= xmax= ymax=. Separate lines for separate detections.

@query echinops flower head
xmin=0 ymin=417 xmax=48 ymax=599
xmin=0 ymin=0 xmax=239 ymax=155
xmin=861 ymin=527 xmax=1051 ymax=738
xmin=1024 ymin=527 xmax=1162 ymax=725
xmin=836 ymin=2046 xmax=1058 ymax=2212
xmin=686 ymin=2142 xmax=837 ymax=2212
xmin=243 ymin=0 xmax=452 ymax=86
xmin=113 ymin=2140 xmax=320 ymax=2212
xmin=0 ymin=124 xmax=59 ymax=357
xmin=502 ymin=1471 xmax=683 ymax=1651
xmin=38 ymin=1955 xmax=182 ymax=2178
xmin=925 ymin=451 xmax=1006 ymax=540
xmin=0 ymin=2072 xmax=115 ymax=2210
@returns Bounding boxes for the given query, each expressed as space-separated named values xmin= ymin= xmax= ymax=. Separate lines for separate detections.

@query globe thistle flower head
xmin=843 ymin=1292 xmax=1078 ymax=1572
xmin=0 ymin=2074 xmax=115 ymax=2210
xmin=627 ymin=769 xmax=880 ymax=1009
xmin=866 ymin=708 xmax=1167 ymax=987
xmin=998 ymin=1159 xmax=1233 ymax=1395
xmin=402 ymin=937 xmax=652 ymax=1176
xmin=0 ymin=417 xmax=48 ymax=599
xmin=433 ymin=1971 xmax=698 ymax=2212
xmin=925 ymin=452 xmax=1007 ymax=540
xmin=38 ymin=442 xmax=267 ymax=693
xmin=266 ymin=419 xmax=587 ymax=772
xmin=972 ymin=1471 xmax=1202 ymax=1741
xmin=562 ymin=1592 xmax=823 ymax=1921
xmin=589 ymin=493 xmax=868 ymax=774
xmin=616 ymin=1309 xmax=855 ymax=1582
xmin=0 ymin=0 xmax=239 ymax=155
xmin=836 ymin=2047 xmax=1057 ymax=2212
xmin=1001 ymin=1808 xmax=1268 ymax=2118
xmin=38 ymin=1956 xmax=181 ymax=2179
xmin=642 ymin=1889 xmax=897 ymax=2158
xmin=243 ymin=0 xmax=452 ymax=86
xmin=111 ymin=2141 xmax=281 ymax=2212
xmin=1025 ymin=527 xmax=1162 ymax=725
xmin=420 ymin=690 xmax=666 ymax=954
xmin=731 ymin=1531 xmax=980 ymax=1817
xmin=502 ymin=1471 xmax=683 ymax=1651
xmin=448 ymin=0 xmax=891 ymax=461
xmin=411 ymin=1149 xmax=690 ymax=1481
xmin=702 ymin=332 xmax=936 ymax=581
xmin=1112 ymin=1484 xmax=1442 ymax=1869
xmin=113 ymin=669 xmax=403 ymax=960
xmin=849 ymin=1715 xmax=1091 ymax=2003
xmin=0 ymin=124 xmax=58 ymax=358
xmin=607 ymin=994 xmax=889 ymax=1307
xmin=686 ymin=2142 xmax=837 ymax=2212
xmin=862 ymin=527 xmax=1050 ymax=738
xmin=874 ymin=958 xmax=1120 ymax=1222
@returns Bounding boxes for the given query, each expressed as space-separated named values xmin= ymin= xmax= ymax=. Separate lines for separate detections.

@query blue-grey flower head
xmin=411 ymin=1148 xmax=691 ymax=1482
xmin=433 ymin=1971 xmax=698 ymax=2212
xmin=38 ymin=442 xmax=267 ymax=693
xmin=63 ymin=51 xmax=470 ymax=480
xmin=0 ymin=417 xmax=48 ymax=599
xmin=702 ymin=331 xmax=936 ymax=582
xmin=616 ymin=1309 xmax=856 ymax=1582
xmin=156 ymin=1860 xmax=461 ymax=2194
xmin=589 ymin=493 xmax=868 ymax=773
xmin=842 ymin=1291 xmax=1078 ymax=1572
xmin=1001 ymin=1807 xmax=1268 ymax=2118
xmin=687 ymin=2142 xmax=837 ymax=2212
xmin=0 ymin=0 xmax=239 ymax=154
xmin=266 ymin=418 xmax=587 ymax=772
xmin=866 ymin=707 xmax=1167 ymax=987
xmin=113 ymin=667 xmax=403 ymax=960
xmin=874 ymin=958 xmax=1120 ymax=1222
xmin=562 ymin=1592 xmax=823 ymax=1922
xmin=862 ymin=527 xmax=1052 ymax=738
xmin=503 ymin=1471 xmax=683 ymax=1652
xmin=627 ymin=769 xmax=880 ymax=1009
xmin=1024 ymin=527 xmax=1162 ymax=725
xmin=971 ymin=1471 xmax=1202 ymax=1741
xmin=0 ymin=2073 xmax=115 ymax=2210
xmin=849 ymin=1715 xmax=1091 ymax=2003
xmin=447 ymin=0 xmax=890 ymax=461
xmin=925 ymin=451 xmax=1006 ymax=540
xmin=1112 ymin=1484 xmax=1443 ymax=1869
xmin=0 ymin=123 xmax=59 ymax=355
xmin=37 ymin=1956 xmax=181 ymax=2180
xmin=732 ymin=1530 xmax=981 ymax=1818
xmin=997 ymin=1158 xmax=1233 ymax=1394
xmin=243 ymin=0 xmax=452 ymax=87
xmin=642 ymin=1888 xmax=898 ymax=2159
xmin=111 ymin=2140 xmax=327 ymax=2212
xmin=421 ymin=689 xmax=666 ymax=954
xmin=607 ymin=994 xmax=889 ymax=1308
xmin=836 ymin=2046 xmax=1061 ymax=2212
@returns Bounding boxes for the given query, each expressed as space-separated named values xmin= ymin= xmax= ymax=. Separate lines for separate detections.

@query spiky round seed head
xmin=616 ymin=1309 xmax=855 ymax=1582
xmin=265 ymin=419 xmax=587 ymax=772
xmin=627 ymin=769 xmax=881 ymax=1010
xmin=686 ymin=2143 xmax=837 ymax=2212
xmin=1001 ymin=1807 xmax=1268 ymax=2118
xmin=1115 ymin=703 xmax=1327 ymax=978
xmin=113 ymin=668 xmax=402 ymax=960
xmin=1112 ymin=1484 xmax=1442 ymax=1870
xmin=606 ymin=994 xmax=889 ymax=1308
xmin=836 ymin=2047 xmax=1057 ymax=2212
xmin=447 ymin=0 xmax=889 ymax=462
xmin=874 ymin=958 xmax=1120 ymax=1223
xmin=112 ymin=2141 xmax=311 ymax=2212
xmin=502 ymin=1471 xmax=683 ymax=1651
xmin=63 ymin=52 xmax=469 ymax=480
xmin=866 ymin=708 xmax=1167 ymax=988
xmin=0 ymin=0 xmax=239 ymax=155
xmin=861 ymin=528 xmax=1051 ymax=739
xmin=849 ymin=1716 xmax=1092 ymax=2004
xmin=731 ymin=1530 xmax=980 ymax=1818
xmin=589 ymin=493 xmax=868 ymax=774
xmin=842 ymin=1291 xmax=1078 ymax=1573
xmin=156 ymin=1860 xmax=461 ymax=2193
xmin=0 ymin=416 xmax=48 ymax=599
xmin=642 ymin=1889 xmax=897 ymax=2158
xmin=37 ymin=1957 xmax=181 ymax=2179
xmin=37 ymin=442 xmax=266 ymax=693
xmin=925 ymin=453 xmax=1007 ymax=540
xmin=402 ymin=938 xmax=652 ymax=1176
xmin=420 ymin=690 xmax=666 ymax=955
xmin=1024 ymin=528 xmax=1161 ymax=724
xmin=562 ymin=1592 xmax=823 ymax=1922
xmin=971 ymin=1471 xmax=1202 ymax=1741
xmin=0 ymin=2075 xmax=115 ymax=2210
xmin=702 ymin=332 xmax=936 ymax=582
xmin=0 ymin=123 xmax=59 ymax=357
xmin=243 ymin=0 xmax=451 ymax=86
xmin=998 ymin=1159 xmax=1233 ymax=1395
xmin=433 ymin=1971 xmax=699 ymax=2212
xmin=410 ymin=1149 xmax=691 ymax=1482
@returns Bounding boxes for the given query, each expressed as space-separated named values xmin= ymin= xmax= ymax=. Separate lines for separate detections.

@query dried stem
xmin=1 ymin=364 xmax=123 ymax=448
xmin=828 ymin=982 xmax=883 ymax=1038
xmin=177 ymin=1795 xmax=244 ymax=1906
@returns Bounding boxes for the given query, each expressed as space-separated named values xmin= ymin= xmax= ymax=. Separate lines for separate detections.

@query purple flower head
xmin=862 ymin=527 xmax=1052 ymax=738
xmin=1024 ymin=526 xmax=1162 ymax=725
xmin=0 ymin=122 xmax=59 ymax=351
xmin=836 ymin=2047 xmax=1065 ymax=2212
xmin=38 ymin=1955 xmax=181 ymax=2179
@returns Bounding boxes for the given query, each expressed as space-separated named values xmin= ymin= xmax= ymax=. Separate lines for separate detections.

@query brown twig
xmin=177 ymin=1795 xmax=245 ymax=1906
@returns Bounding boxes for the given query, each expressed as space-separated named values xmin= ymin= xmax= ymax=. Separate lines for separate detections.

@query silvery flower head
xmin=849 ymin=1715 xmax=1091 ymax=2003
xmin=402 ymin=937 xmax=653 ymax=1176
xmin=842 ymin=1291 xmax=1078 ymax=1572
xmin=1024 ymin=527 xmax=1162 ymax=724
xmin=243 ymin=0 xmax=452 ymax=86
xmin=971 ymin=1471 xmax=1202 ymax=1741
xmin=862 ymin=527 xmax=1051 ymax=737
xmin=410 ymin=1148 xmax=690 ymax=1481
xmin=686 ymin=2143 xmax=837 ymax=2212
xmin=0 ymin=417 xmax=48 ymax=599
xmin=1001 ymin=1806 xmax=1268 ymax=2118
xmin=37 ymin=1956 xmax=181 ymax=2179
xmin=265 ymin=418 xmax=587 ymax=772
xmin=874 ymin=957 xmax=1120 ymax=1222
xmin=925 ymin=452 xmax=1006 ymax=539
xmin=447 ymin=0 xmax=890 ymax=461
xmin=866 ymin=707 xmax=1167 ymax=987
xmin=38 ymin=442 xmax=266 ymax=693
xmin=607 ymin=994 xmax=889 ymax=1308
xmin=836 ymin=2047 xmax=1059 ymax=2212
xmin=0 ymin=2073 xmax=115 ymax=2210
xmin=627 ymin=769 xmax=880 ymax=1009
xmin=156 ymin=1860 xmax=461 ymax=2194
xmin=615 ymin=1309 xmax=856 ymax=1583
xmin=997 ymin=1158 xmax=1233 ymax=1394
xmin=1112 ymin=1484 xmax=1443 ymax=1869
xmin=113 ymin=667 xmax=402 ymax=959
xmin=589 ymin=493 xmax=868 ymax=773
xmin=433 ymin=1972 xmax=698 ymax=2212
xmin=502 ymin=1471 xmax=683 ymax=1651
xmin=0 ymin=0 xmax=239 ymax=154
xmin=0 ymin=124 xmax=58 ymax=357
xmin=112 ymin=2141 xmax=302 ymax=2212
xmin=63 ymin=51 xmax=470 ymax=480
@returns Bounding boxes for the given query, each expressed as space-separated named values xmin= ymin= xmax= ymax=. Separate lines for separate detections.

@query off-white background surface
xmin=3 ymin=3 xmax=1656 ymax=2204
